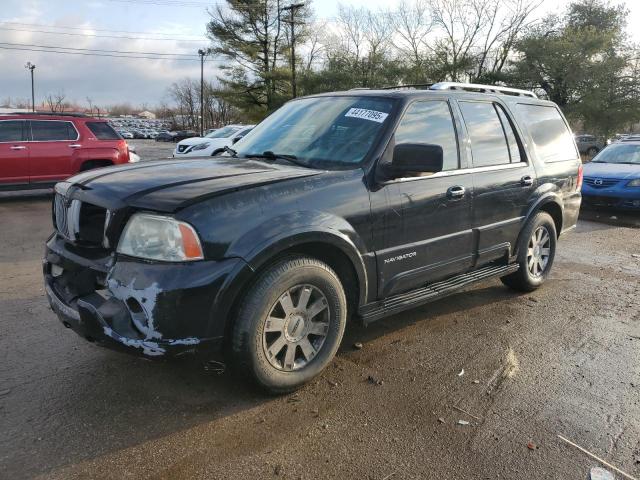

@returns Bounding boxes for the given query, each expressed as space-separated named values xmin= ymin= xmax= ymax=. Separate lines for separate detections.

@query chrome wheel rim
xmin=527 ymin=226 xmax=551 ymax=277
xmin=262 ymin=284 xmax=330 ymax=371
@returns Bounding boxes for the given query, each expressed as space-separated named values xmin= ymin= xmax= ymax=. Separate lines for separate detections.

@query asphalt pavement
xmin=0 ymin=185 xmax=639 ymax=479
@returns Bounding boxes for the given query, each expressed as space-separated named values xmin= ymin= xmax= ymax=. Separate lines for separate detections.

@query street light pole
xmin=25 ymin=62 xmax=36 ymax=112
xmin=198 ymin=48 xmax=206 ymax=137
xmin=282 ymin=3 xmax=305 ymax=99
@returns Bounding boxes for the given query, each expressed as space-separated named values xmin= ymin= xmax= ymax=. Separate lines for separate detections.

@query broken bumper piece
xmin=43 ymin=234 xmax=241 ymax=358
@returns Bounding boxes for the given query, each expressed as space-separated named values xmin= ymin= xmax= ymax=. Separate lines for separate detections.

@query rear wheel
xmin=501 ymin=212 xmax=557 ymax=292
xmin=231 ymin=256 xmax=347 ymax=393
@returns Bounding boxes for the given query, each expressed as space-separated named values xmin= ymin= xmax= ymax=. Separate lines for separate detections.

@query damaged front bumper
xmin=43 ymin=233 xmax=244 ymax=358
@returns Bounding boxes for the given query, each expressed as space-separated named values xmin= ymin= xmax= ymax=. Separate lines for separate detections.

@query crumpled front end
xmin=44 ymin=233 xmax=242 ymax=358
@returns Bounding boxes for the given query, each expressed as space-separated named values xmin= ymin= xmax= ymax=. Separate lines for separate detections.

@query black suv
xmin=44 ymin=83 xmax=582 ymax=392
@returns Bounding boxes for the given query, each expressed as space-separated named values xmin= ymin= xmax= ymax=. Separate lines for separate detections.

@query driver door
xmin=370 ymin=100 xmax=474 ymax=298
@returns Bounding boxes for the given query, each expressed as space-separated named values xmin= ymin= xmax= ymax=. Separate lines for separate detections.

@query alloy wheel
xmin=527 ymin=226 xmax=551 ymax=277
xmin=262 ymin=284 xmax=330 ymax=371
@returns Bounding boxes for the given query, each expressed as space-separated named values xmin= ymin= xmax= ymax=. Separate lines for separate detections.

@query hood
xmin=176 ymin=136 xmax=230 ymax=148
xmin=583 ymin=162 xmax=640 ymax=180
xmin=64 ymin=158 xmax=323 ymax=212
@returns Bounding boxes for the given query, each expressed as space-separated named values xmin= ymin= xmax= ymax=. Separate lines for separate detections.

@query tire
xmin=231 ymin=256 xmax=347 ymax=394
xmin=501 ymin=211 xmax=557 ymax=292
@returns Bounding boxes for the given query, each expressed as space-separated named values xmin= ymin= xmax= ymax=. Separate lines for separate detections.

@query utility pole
xmin=282 ymin=3 xmax=304 ymax=99
xmin=198 ymin=48 xmax=207 ymax=137
xmin=25 ymin=62 xmax=36 ymax=112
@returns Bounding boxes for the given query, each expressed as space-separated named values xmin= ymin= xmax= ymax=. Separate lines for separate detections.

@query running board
xmin=358 ymin=263 xmax=519 ymax=324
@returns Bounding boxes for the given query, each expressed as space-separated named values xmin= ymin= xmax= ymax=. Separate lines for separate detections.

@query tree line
xmin=168 ymin=0 xmax=639 ymax=138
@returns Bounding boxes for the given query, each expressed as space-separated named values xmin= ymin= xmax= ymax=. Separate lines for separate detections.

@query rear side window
xmin=495 ymin=105 xmax=522 ymax=163
xmin=516 ymin=104 xmax=578 ymax=162
xmin=86 ymin=121 xmax=121 ymax=140
xmin=0 ymin=121 xmax=25 ymax=142
xmin=394 ymin=100 xmax=459 ymax=171
xmin=459 ymin=101 xmax=511 ymax=167
xmin=30 ymin=121 xmax=78 ymax=141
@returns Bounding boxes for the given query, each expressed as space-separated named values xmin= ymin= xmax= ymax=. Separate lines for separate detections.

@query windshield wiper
xmin=223 ymin=145 xmax=238 ymax=157
xmin=244 ymin=151 xmax=308 ymax=168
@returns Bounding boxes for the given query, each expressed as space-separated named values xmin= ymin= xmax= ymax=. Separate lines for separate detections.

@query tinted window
xmin=516 ymin=104 xmax=577 ymax=162
xmin=86 ymin=121 xmax=121 ymax=140
xmin=459 ymin=101 xmax=510 ymax=167
xmin=0 ymin=121 xmax=25 ymax=142
xmin=495 ymin=105 xmax=522 ymax=163
xmin=394 ymin=100 xmax=459 ymax=171
xmin=30 ymin=121 xmax=77 ymax=141
xmin=206 ymin=126 xmax=241 ymax=139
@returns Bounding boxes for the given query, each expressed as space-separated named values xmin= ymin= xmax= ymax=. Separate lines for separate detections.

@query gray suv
xmin=575 ymin=134 xmax=603 ymax=157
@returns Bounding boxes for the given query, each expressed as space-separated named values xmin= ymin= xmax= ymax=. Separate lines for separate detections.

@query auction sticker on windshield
xmin=345 ymin=108 xmax=389 ymax=123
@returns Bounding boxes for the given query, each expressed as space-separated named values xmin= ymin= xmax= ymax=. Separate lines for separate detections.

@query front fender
xmin=226 ymin=211 xmax=370 ymax=306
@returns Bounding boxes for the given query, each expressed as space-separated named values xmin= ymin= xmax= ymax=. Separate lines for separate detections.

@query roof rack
xmin=0 ymin=111 xmax=89 ymax=117
xmin=429 ymin=82 xmax=537 ymax=98
xmin=380 ymin=83 xmax=435 ymax=90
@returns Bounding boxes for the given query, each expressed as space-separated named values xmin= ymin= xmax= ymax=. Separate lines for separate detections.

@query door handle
xmin=521 ymin=175 xmax=534 ymax=187
xmin=446 ymin=185 xmax=466 ymax=199
xmin=68 ymin=144 xmax=82 ymax=148
xmin=10 ymin=145 xmax=26 ymax=150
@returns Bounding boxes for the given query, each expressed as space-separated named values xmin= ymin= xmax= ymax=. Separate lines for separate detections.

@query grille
xmin=583 ymin=177 xmax=619 ymax=188
xmin=53 ymin=194 xmax=107 ymax=245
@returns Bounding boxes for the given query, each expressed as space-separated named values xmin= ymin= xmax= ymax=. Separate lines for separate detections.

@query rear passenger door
xmin=456 ymin=99 xmax=536 ymax=265
xmin=0 ymin=120 xmax=29 ymax=187
xmin=28 ymin=120 xmax=80 ymax=185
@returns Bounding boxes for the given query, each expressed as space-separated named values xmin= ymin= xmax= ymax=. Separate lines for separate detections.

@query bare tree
xmin=392 ymin=0 xmax=434 ymax=71
xmin=45 ymin=92 xmax=67 ymax=113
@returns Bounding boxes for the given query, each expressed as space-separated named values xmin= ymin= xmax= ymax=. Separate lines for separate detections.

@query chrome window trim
xmin=385 ymin=162 xmax=529 ymax=184
xmin=27 ymin=119 xmax=80 ymax=142
xmin=0 ymin=119 xmax=27 ymax=144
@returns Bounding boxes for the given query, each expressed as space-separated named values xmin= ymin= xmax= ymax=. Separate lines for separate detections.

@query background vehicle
xmin=173 ymin=124 xmax=254 ymax=157
xmin=155 ymin=131 xmax=176 ymax=142
xmin=43 ymin=83 xmax=581 ymax=393
xmin=582 ymin=140 xmax=640 ymax=209
xmin=173 ymin=130 xmax=198 ymax=142
xmin=1 ymin=113 xmax=130 ymax=190
xmin=575 ymin=134 xmax=603 ymax=157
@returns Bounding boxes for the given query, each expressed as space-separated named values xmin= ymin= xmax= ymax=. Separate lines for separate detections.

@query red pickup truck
xmin=0 ymin=113 xmax=130 ymax=190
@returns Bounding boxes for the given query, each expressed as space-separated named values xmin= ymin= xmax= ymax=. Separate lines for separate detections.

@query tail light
xmin=117 ymin=139 xmax=130 ymax=163
xmin=577 ymin=164 xmax=583 ymax=190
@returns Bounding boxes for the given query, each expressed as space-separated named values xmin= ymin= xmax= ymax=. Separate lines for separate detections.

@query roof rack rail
xmin=0 ymin=111 xmax=90 ymax=117
xmin=349 ymin=87 xmax=370 ymax=91
xmin=429 ymin=82 xmax=537 ymax=98
xmin=380 ymin=83 xmax=435 ymax=90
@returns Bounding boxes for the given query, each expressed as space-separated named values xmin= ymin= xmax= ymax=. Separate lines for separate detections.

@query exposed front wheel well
xmin=79 ymin=160 xmax=113 ymax=172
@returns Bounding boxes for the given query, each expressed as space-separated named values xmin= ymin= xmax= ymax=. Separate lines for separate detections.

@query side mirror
xmin=384 ymin=143 xmax=444 ymax=179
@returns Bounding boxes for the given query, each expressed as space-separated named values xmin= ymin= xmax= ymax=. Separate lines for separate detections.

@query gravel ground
xmin=0 ymin=190 xmax=639 ymax=479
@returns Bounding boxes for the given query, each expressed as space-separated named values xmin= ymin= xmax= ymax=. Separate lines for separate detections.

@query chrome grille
xmin=53 ymin=194 xmax=81 ymax=240
xmin=583 ymin=177 xmax=619 ymax=188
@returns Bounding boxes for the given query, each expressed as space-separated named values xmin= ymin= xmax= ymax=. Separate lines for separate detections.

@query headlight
xmin=627 ymin=179 xmax=640 ymax=187
xmin=191 ymin=142 xmax=210 ymax=151
xmin=117 ymin=213 xmax=204 ymax=262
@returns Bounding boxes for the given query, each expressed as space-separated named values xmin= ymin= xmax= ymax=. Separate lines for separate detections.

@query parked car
xmin=119 ymin=131 xmax=134 ymax=139
xmin=43 ymin=83 xmax=581 ymax=393
xmin=173 ymin=130 xmax=198 ymax=142
xmin=575 ymin=134 xmax=603 ymax=157
xmin=0 ymin=113 xmax=130 ymax=190
xmin=173 ymin=124 xmax=255 ymax=157
xmin=155 ymin=131 xmax=176 ymax=142
xmin=581 ymin=140 xmax=640 ymax=209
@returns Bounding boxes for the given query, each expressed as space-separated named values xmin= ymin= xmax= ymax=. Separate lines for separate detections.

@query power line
xmin=104 ymin=0 xmax=217 ymax=7
xmin=0 ymin=21 xmax=206 ymax=38
xmin=0 ymin=45 xmax=202 ymax=61
xmin=0 ymin=41 xmax=200 ymax=57
xmin=0 ymin=26 xmax=207 ymax=42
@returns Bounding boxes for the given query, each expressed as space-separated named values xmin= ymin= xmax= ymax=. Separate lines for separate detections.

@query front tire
xmin=501 ymin=212 xmax=557 ymax=292
xmin=231 ymin=256 xmax=347 ymax=393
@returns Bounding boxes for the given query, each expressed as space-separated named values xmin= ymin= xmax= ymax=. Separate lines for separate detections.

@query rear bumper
xmin=44 ymin=234 xmax=245 ymax=359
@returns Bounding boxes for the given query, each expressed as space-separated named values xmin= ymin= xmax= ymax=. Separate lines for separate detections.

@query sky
xmin=0 ymin=0 xmax=638 ymax=109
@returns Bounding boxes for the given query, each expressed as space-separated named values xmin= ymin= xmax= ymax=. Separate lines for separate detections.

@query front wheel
xmin=501 ymin=212 xmax=557 ymax=292
xmin=231 ymin=256 xmax=347 ymax=393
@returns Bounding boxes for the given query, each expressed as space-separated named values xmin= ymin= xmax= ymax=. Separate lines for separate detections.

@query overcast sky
xmin=0 ymin=0 xmax=637 ymax=109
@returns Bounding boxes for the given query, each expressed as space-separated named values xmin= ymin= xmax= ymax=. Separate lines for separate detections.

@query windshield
xmin=234 ymin=96 xmax=396 ymax=168
xmin=593 ymin=144 xmax=640 ymax=164
xmin=205 ymin=126 xmax=241 ymax=139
